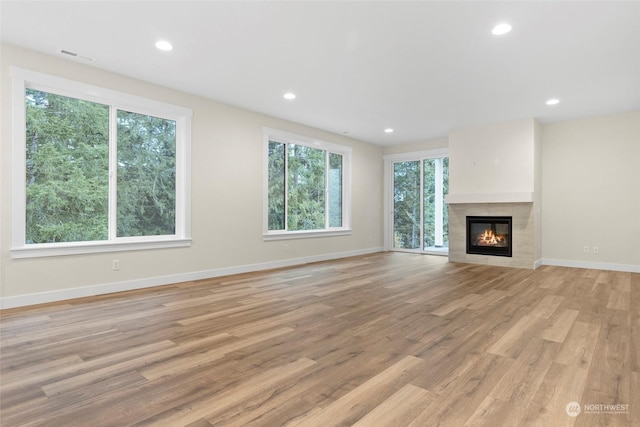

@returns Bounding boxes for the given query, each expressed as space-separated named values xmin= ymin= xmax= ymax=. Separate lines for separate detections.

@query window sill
xmin=263 ymin=229 xmax=352 ymax=241
xmin=11 ymin=238 xmax=192 ymax=259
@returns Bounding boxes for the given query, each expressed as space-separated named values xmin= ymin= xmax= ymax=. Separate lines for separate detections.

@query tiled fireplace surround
xmin=448 ymin=202 xmax=535 ymax=269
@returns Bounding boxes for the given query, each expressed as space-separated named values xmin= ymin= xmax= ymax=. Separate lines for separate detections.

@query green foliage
xmin=267 ymin=142 xmax=343 ymax=231
xmin=328 ymin=153 xmax=343 ymax=228
xmin=117 ymin=111 xmax=176 ymax=237
xmin=423 ymin=157 xmax=449 ymax=247
xmin=267 ymin=142 xmax=286 ymax=230
xmin=24 ymin=89 xmax=177 ymax=244
xmin=287 ymin=144 xmax=325 ymax=231
xmin=393 ymin=161 xmax=421 ymax=249
xmin=25 ymin=89 xmax=109 ymax=243
xmin=393 ymin=158 xmax=449 ymax=250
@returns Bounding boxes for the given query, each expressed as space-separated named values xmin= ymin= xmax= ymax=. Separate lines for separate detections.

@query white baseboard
xmin=0 ymin=247 xmax=384 ymax=310
xmin=534 ymin=259 xmax=543 ymax=269
xmin=541 ymin=258 xmax=640 ymax=273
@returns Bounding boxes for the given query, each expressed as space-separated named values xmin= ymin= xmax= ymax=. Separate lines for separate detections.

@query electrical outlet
xmin=593 ymin=246 xmax=599 ymax=255
xmin=284 ymin=244 xmax=290 ymax=252
xmin=112 ymin=260 xmax=120 ymax=271
xmin=583 ymin=246 xmax=589 ymax=254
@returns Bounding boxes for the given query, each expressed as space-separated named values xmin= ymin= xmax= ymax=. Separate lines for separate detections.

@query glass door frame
xmin=383 ymin=148 xmax=449 ymax=255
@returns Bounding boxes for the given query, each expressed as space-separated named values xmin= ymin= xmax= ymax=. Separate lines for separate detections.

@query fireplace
xmin=466 ymin=216 xmax=512 ymax=257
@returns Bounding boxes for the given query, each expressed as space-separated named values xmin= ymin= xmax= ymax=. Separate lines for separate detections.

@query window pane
xmin=287 ymin=144 xmax=325 ymax=231
xmin=329 ymin=153 xmax=343 ymax=227
xmin=443 ymin=157 xmax=449 ymax=244
xmin=117 ymin=110 xmax=176 ymax=237
xmin=25 ymin=89 xmax=109 ymax=243
xmin=393 ymin=161 xmax=421 ymax=249
xmin=267 ymin=141 xmax=286 ymax=230
xmin=423 ymin=157 xmax=449 ymax=250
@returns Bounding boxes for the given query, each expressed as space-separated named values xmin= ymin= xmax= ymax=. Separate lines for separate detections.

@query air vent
xmin=57 ymin=49 xmax=95 ymax=63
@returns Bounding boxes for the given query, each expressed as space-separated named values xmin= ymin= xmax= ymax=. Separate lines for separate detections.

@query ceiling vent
xmin=57 ymin=48 xmax=95 ymax=63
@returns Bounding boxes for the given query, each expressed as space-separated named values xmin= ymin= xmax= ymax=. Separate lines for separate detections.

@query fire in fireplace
xmin=466 ymin=216 xmax=512 ymax=257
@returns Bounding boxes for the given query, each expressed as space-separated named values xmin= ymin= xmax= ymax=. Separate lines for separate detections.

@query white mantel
xmin=445 ymin=192 xmax=533 ymax=204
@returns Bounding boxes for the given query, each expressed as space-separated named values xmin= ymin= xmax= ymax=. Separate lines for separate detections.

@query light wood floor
xmin=1 ymin=253 xmax=638 ymax=426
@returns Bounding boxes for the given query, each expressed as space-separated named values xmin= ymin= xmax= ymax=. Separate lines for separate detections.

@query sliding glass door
xmin=392 ymin=156 xmax=449 ymax=253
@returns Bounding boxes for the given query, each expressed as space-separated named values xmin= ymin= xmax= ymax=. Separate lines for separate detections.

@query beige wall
xmin=382 ymin=137 xmax=448 ymax=155
xmin=2 ymin=44 xmax=638 ymax=305
xmin=448 ymin=118 xmax=537 ymax=197
xmin=0 ymin=44 xmax=384 ymax=303
xmin=534 ymin=120 xmax=543 ymax=264
xmin=541 ymin=111 xmax=640 ymax=268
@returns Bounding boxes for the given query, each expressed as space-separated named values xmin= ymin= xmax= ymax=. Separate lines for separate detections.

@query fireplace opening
xmin=466 ymin=216 xmax=512 ymax=257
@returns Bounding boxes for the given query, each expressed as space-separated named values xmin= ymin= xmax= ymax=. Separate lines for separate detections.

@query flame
xmin=477 ymin=229 xmax=507 ymax=246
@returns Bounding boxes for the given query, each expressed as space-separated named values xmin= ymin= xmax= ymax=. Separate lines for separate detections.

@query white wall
xmin=448 ymin=118 xmax=536 ymax=199
xmin=541 ymin=112 xmax=640 ymax=271
xmin=0 ymin=44 xmax=384 ymax=306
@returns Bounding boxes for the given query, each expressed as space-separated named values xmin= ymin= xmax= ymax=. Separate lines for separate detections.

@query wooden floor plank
xmin=351 ymin=383 xmax=434 ymax=426
xmin=0 ymin=252 xmax=636 ymax=426
xmin=522 ymin=362 xmax=589 ymax=427
xmin=143 ymin=358 xmax=317 ymax=426
xmin=539 ymin=308 xmax=580 ymax=343
xmin=555 ymin=321 xmax=600 ymax=369
xmin=292 ymin=355 xmax=426 ymax=427
xmin=491 ymin=338 xmax=559 ymax=407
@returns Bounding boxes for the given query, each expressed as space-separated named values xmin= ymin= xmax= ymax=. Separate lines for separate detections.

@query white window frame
xmin=262 ymin=127 xmax=352 ymax=240
xmin=10 ymin=67 xmax=192 ymax=258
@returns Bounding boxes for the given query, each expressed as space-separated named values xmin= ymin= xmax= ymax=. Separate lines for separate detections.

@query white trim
xmin=541 ymin=258 xmax=640 ymax=273
xmin=263 ymin=127 xmax=352 ymax=154
xmin=383 ymin=148 xmax=449 ymax=162
xmin=383 ymin=159 xmax=392 ymax=251
xmin=263 ymin=229 xmax=352 ymax=241
xmin=108 ymin=105 xmax=118 ymax=240
xmin=0 ymin=247 xmax=383 ymax=309
xmin=424 ymin=250 xmax=448 ymax=257
xmin=11 ymin=238 xmax=192 ymax=259
xmin=445 ymin=192 xmax=534 ymax=204
xmin=262 ymin=134 xmax=271 ymax=235
xmin=11 ymin=72 xmax=27 ymax=250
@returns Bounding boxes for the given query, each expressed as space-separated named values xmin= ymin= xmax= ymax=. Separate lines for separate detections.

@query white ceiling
xmin=2 ymin=1 xmax=639 ymax=146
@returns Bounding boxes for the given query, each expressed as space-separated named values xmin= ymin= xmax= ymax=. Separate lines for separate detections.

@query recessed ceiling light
xmin=546 ymin=98 xmax=560 ymax=106
xmin=283 ymin=92 xmax=296 ymax=100
xmin=155 ymin=40 xmax=173 ymax=51
xmin=491 ymin=23 xmax=512 ymax=36
xmin=384 ymin=128 xmax=394 ymax=134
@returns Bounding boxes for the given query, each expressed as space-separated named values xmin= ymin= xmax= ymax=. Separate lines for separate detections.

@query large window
xmin=264 ymin=128 xmax=351 ymax=239
xmin=12 ymin=68 xmax=192 ymax=258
